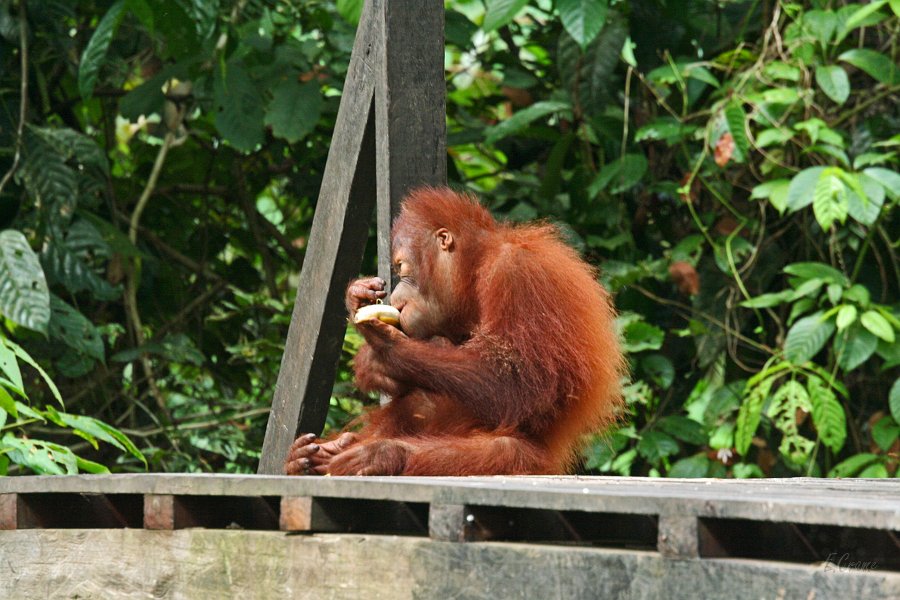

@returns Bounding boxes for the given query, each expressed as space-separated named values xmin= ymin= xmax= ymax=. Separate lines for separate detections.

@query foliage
xmin=0 ymin=0 xmax=896 ymax=478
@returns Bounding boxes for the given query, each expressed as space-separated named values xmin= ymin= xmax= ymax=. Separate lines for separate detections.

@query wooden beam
xmin=375 ymin=0 xmax=447 ymax=292
xmin=257 ymin=0 xmax=382 ymax=474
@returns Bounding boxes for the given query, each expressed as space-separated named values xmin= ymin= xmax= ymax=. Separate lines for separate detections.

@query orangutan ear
xmin=435 ymin=228 xmax=454 ymax=251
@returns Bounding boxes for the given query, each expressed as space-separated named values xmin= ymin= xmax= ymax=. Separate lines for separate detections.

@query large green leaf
xmin=735 ymin=376 xmax=773 ymax=455
xmin=847 ymin=172 xmax=886 ymax=226
xmin=214 ymin=62 xmax=265 ymax=152
xmin=784 ymin=261 xmax=850 ymax=286
xmin=860 ymin=310 xmax=895 ymax=342
xmin=483 ymin=0 xmax=530 ymax=32
xmin=1 ymin=434 xmax=67 ymax=475
xmin=724 ymin=102 xmax=750 ymax=162
xmin=0 ymin=338 xmax=24 ymax=398
xmin=484 ymin=100 xmax=572 ymax=144
xmin=815 ymin=65 xmax=850 ymax=105
xmin=809 ymin=378 xmax=846 ymax=453
xmin=78 ymin=0 xmax=127 ymax=99
xmin=784 ymin=311 xmax=835 ymax=364
xmin=0 ymin=230 xmax=51 ymax=333
xmin=56 ymin=412 xmax=146 ymax=466
xmin=558 ymin=13 xmax=626 ymax=119
xmin=557 ymin=0 xmax=607 ymax=49
xmin=29 ymin=126 xmax=108 ymax=174
xmin=656 ymin=415 xmax=706 ymax=445
xmin=863 ymin=167 xmax=900 ymax=201
xmin=827 ymin=452 xmax=880 ymax=477
xmin=19 ymin=130 xmax=78 ymax=221
xmin=264 ymin=79 xmax=322 ymax=143
xmin=42 ymin=243 xmax=121 ymax=301
xmin=834 ymin=323 xmax=877 ymax=371
xmin=839 ymin=48 xmax=899 ymax=85
xmin=786 ymin=166 xmax=826 ymax=212
xmin=812 ymin=168 xmax=848 ymax=230
xmin=48 ymin=295 xmax=105 ymax=362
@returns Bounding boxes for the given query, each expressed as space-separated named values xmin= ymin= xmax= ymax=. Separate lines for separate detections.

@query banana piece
xmin=354 ymin=304 xmax=401 ymax=326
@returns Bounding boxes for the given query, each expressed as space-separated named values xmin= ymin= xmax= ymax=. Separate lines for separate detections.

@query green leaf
xmin=0 ymin=339 xmax=24 ymax=397
xmin=557 ymin=0 xmax=607 ymax=49
xmin=890 ymin=378 xmax=900 ymax=422
xmin=755 ymin=128 xmax=793 ymax=148
xmin=637 ymin=430 xmax=679 ymax=463
xmin=841 ymin=1 xmax=889 ymax=36
xmin=42 ymin=244 xmax=121 ymax=302
xmin=784 ymin=262 xmax=849 ymax=286
xmin=827 ymin=452 xmax=880 ymax=477
xmin=78 ymin=1 xmax=127 ymax=99
xmin=1 ymin=434 xmax=66 ymax=475
xmin=847 ymin=172 xmax=886 ymax=226
xmin=834 ymin=324 xmax=878 ymax=372
xmin=336 ymin=0 xmax=364 ymax=25
xmin=6 ymin=340 xmax=63 ymax=405
xmin=739 ymin=290 xmax=793 ymax=309
xmin=48 ymin=295 xmax=105 ymax=362
xmin=657 ymin=416 xmax=706 ymax=445
xmin=803 ymin=9 xmax=838 ymax=43
xmin=0 ymin=386 xmax=16 ymax=419
xmin=620 ymin=36 xmax=637 ymax=67
xmin=264 ymin=79 xmax=322 ymax=143
xmin=812 ymin=168 xmax=848 ymax=230
xmin=668 ymin=454 xmax=709 ymax=478
xmin=839 ymin=48 xmax=899 ymax=85
xmin=724 ymin=102 xmax=750 ymax=162
xmin=619 ymin=315 xmax=664 ymax=353
xmin=641 ymin=354 xmax=674 ymax=389
xmin=863 ymin=167 xmax=900 ymax=201
xmin=56 ymin=412 xmax=146 ymax=466
xmin=213 ymin=62 xmax=265 ymax=152
xmin=892 ymin=0 xmax=900 ymax=17
xmin=871 ymin=416 xmax=900 ymax=452
xmin=836 ymin=305 xmax=858 ymax=331
xmin=485 ymin=100 xmax=572 ymax=144
xmin=815 ymin=65 xmax=850 ymax=105
xmin=0 ymin=230 xmax=51 ymax=333
xmin=784 ymin=312 xmax=836 ymax=364
xmin=29 ymin=126 xmax=109 ymax=174
xmin=482 ymin=0 xmax=530 ymax=32
xmin=860 ymin=310 xmax=895 ymax=342
xmin=786 ymin=166 xmax=826 ymax=212
xmin=589 ymin=153 xmax=647 ymax=196
xmin=808 ymin=377 xmax=847 ymax=453
xmin=750 ymin=179 xmax=790 ymax=213
xmin=859 ymin=463 xmax=889 ymax=478
xmin=736 ymin=376 xmax=773 ymax=455
xmin=558 ymin=14 xmax=626 ymax=119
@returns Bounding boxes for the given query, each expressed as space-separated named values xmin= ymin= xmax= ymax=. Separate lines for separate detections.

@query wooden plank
xmin=658 ymin=513 xmax=699 ymax=559
xmin=257 ymin=0 xmax=383 ymax=474
xmin=2 ymin=474 xmax=900 ymax=531
xmin=428 ymin=503 xmax=468 ymax=542
xmin=0 ymin=494 xmax=17 ymax=530
xmin=2 ymin=529 xmax=898 ymax=599
xmin=374 ymin=0 xmax=447 ymax=290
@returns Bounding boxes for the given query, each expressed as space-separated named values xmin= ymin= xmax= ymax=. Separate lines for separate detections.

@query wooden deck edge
xmin=1 ymin=529 xmax=897 ymax=600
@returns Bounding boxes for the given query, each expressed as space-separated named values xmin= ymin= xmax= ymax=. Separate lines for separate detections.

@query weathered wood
xmin=258 ymin=0 xmax=383 ymax=474
xmin=375 ymin=0 xmax=446 ymax=291
xmin=2 ymin=529 xmax=898 ymax=599
xmin=2 ymin=474 xmax=900 ymax=532
xmin=658 ymin=513 xmax=699 ymax=559
xmin=0 ymin=493 xmax=19 ymax=529
xmin=428 ymin=502 xmax=468 ymax=542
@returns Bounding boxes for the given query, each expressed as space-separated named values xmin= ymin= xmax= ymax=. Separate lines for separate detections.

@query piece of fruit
xmin=354 ymin=304 xmax=401 ymax=326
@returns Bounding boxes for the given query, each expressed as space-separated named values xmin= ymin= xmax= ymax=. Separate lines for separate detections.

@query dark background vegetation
xmin=0 ymin=0 xmax=897 ymax=478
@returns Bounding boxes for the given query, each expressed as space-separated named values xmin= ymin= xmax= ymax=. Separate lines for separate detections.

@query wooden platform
xmin=1 ymin=475 xmax=898 ymax=598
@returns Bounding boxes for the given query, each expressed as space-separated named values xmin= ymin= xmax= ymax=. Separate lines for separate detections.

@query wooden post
xmin=258 ymin=0 xmax=446 ymax=474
